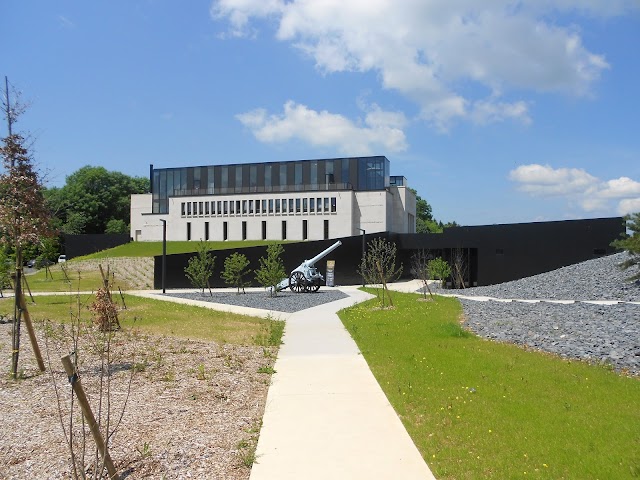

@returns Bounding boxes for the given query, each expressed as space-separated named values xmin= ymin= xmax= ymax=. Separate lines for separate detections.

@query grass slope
xmin=79 ymin=240 xmax=294 ymax=259
xmin=339 ymin=291 xmax=640 ymax=479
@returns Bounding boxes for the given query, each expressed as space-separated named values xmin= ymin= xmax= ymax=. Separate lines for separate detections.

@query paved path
xmin=249 ymin=287 xmax=435 ymax=480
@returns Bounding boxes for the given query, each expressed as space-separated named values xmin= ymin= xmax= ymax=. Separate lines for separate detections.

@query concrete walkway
xmin=249 ymin=287 xmax=435 ymax=480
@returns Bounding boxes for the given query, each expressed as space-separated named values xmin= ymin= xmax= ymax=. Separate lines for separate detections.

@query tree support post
xmin=19 ymin=293 xmax=45 ymax=371
xmin=61 ymin=355 xmax=120 ymax=480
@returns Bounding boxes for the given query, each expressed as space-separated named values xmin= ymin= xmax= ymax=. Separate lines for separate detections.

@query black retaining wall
xmin=154 ymin=217 xmax=624 ymax=289
xmin=64 ymin=234 xmax=131 ymax=259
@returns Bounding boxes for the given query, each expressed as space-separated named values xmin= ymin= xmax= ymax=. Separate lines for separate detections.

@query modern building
xmin=130 ymin=156 xmax=416 ymax=242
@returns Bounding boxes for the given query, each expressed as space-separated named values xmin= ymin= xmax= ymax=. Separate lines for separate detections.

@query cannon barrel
xmin=304 ymin=240 xmax=342 ymax=267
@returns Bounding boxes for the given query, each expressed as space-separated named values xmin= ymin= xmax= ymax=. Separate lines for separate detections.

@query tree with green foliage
xmin=221 ymin=252 xmax=250 ymax=294
xmin=428 ymin=257 xmax=451 ymax=288
xmin=255 ymin=243 xmax=286 ymax=297
xmin=184 ymin=241 xmax=216 ymax=294
xmin=611 ymin=213 xmax=640 ymax=281
xmin=358 ymin=237 xmax=403 ymax=307
xmin=0 ymin=246 xmax=11 ymax=292
xmin=105 ymin=219 xmax=128 ymax=234
xmin=45 ymin=165 xmax=149 ymax=234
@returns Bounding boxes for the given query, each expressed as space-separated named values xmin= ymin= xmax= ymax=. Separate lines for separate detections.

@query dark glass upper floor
xmin=151 ymin=156 xmax=391 ymax=214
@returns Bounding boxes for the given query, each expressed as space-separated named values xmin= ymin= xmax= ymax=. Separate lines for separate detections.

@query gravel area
xmin=164 ymin=289 xmax=349 ymax=313
xmin=458 ymin=251 xmax=640 ymax=302
xmin=426 ymin=252 xmax=639 ymax=375
xmin=0 ymin=319 xmax=276 ymax=478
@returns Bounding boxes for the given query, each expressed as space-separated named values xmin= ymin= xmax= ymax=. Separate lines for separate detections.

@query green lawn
xmin=339 ymin=291 xmax=640 ymax=479
xmin=0 ymin=294 xmax=283 ymax=346
xmin=17 ymin=265 xmax=129 ymax=293
xmin=78 ymin=240 xmax=295 ymax=259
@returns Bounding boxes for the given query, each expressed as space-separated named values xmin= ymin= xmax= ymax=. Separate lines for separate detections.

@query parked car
xmin=26 ymin=259 xmax=37 ymax=268
xmin=58 ymin=255 xmax=67 ymax=263
xmin=37 ymin=258 xmax=54 ymax=268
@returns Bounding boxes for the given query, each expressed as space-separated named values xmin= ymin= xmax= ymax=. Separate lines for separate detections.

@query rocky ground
xmin=165 ymin=289 xmax=348 ymax=313
xmin=430 ymin=252 xmax=639 ymax=375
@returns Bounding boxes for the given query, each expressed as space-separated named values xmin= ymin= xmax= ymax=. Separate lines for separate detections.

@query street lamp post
xmin=357 ymin=228 xmax=366 ymax=287
xmin=160 ymin=220 xmax=167 ymax=294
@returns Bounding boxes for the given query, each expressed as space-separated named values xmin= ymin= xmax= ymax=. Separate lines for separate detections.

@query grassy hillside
xmin=77 ymin=240 xmax=293 ymax=259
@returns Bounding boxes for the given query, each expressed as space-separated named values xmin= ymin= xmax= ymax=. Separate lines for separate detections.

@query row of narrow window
xmin=186 ymin=219 xmax=329 ymax=241
xmin=181 ymin=196 xmax=337 ymax=217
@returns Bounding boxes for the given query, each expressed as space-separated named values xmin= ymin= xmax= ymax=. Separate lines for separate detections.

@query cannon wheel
xmin=308 ymin=282 xmax=320 ymax=293
xmin=289 ymin=272 xmax=307 ymax=293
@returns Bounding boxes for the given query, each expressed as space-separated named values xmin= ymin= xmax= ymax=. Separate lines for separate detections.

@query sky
xmin=2 ymin=0 xmax=639 ymax=226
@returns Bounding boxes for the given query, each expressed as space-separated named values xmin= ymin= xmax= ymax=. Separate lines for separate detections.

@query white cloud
xmin=211 ymin=0 xmax=637 ymax=130
xmin=509 ymin=163 xmax=640 ymax=215
xmin=236 ymin=100 xmax=408 ymax=155
xmin=57 ymin=15 xmax=75 ymax=28
xmin=618 ymin=198 xmax=640 ymax=215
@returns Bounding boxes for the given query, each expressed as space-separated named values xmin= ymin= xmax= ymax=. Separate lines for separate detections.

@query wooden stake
xmin=61 ymin=355 xmax=120 ymax=480
xmin=18 ymin=293 xmax=45 ymax=371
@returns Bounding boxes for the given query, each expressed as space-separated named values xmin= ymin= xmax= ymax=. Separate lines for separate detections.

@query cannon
xmin=272 ymin=241 xmax=342 ymax=293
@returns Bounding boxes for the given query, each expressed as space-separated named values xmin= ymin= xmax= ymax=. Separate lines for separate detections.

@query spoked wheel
xmin=308 ymin=282 xmax=320 ymax=293
xmin=289 ymin=272 xmax=307 ymax=293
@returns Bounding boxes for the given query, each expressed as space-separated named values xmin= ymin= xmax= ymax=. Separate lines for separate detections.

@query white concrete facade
xmin=131 ymin=186 xmax=415 ymax=242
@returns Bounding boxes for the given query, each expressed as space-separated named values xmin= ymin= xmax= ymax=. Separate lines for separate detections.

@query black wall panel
xmin=154 ymin=217 xmax=625 ymax=289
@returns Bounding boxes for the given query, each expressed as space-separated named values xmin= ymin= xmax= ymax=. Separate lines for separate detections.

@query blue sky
xmin=3 ymin=1 xmax=639 ymax=226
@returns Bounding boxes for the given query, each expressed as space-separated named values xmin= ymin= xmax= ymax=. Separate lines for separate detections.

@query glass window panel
xmin=295 ymin=163 xmax=302 ymax=191
xmin=317 ymin=197 xmax=322 ymax=212
xmin=275 ymin=199 xmax=280 ymax=213
xmin=223 ymin=201 xmax=228 ymax=215
xmin=324 ymin=197 xmax=329 ymax=211
xmin=235 ymin=165 xmax=242 ymax=190
xmin=269 ymin=199 xmax=274 ymax=213
xmin=250 ymin=165 xmax=257 ymax=190
xmin=331 ymin=197 xmax=337 ymax=212
xmin=281 ymin=198 xmax=287 ymax=213
xmin=280 ymin=167 xmax=287 ymax=191
xmin=265 ymin=165 xmax=272 ymax=191
xmin=181 ymin=202 xmax=186 ymax=216
xmin=310 ymin=161 xmax=318 ymax=188
xmin=289 ymin=198 xmax=294 ymax=213
xmin=262 ymin=199 xmax=267 ymax=212
xmin=187 ymin=202 xmax=192 ymax=215
xmin=296 ymin=198 xmax=301 ymax=213
xmin=310 ymin=198 xmax=315 ymax=212
xmin=221 ymin=166 xmax=228 ymax=189
xmin=194 ymin=167 xmax=201 ymax=190
xmin=249 ymin=200 xmax=254 ymax=214
xmin=303 ymin=198 xmax=308 ymax=213
xmin=208 ymin=166 xmax=215 ymax=191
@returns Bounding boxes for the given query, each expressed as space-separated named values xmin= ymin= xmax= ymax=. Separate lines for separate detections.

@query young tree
xmin=428 ymin=257 xmax=451 ymax=288
xmin=221 ymin=252 xmax=250 ymax=294
xmin=255 ymin=243 xmax=286 ymax=297
xmin=358 ymin=237 xmax=402 ymax=307
xmin=184 ymin=241 xmax=216 ymax=295
xmin=410 ymin=249 xmax=434 ymax=300
xmin=451 ymin=247 xmax=468 ymax=289
xmin=612 ymin=213 xmax=640 ymax=281
xmin=0 ymin=132 xmax=55 ymax=378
